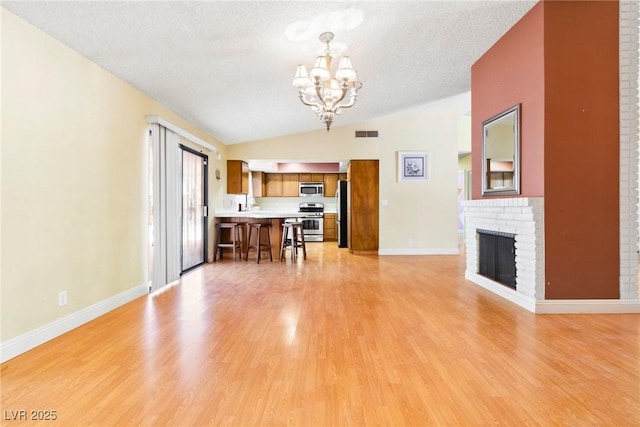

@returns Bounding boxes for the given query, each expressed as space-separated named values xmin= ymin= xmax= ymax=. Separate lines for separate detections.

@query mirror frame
xmin=481 ymin=104 xmax=521 ymax=196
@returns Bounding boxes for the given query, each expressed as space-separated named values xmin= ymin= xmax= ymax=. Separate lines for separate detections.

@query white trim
xmin=0 ymin=283 xmax=148 ymax=363
xmin=618 ymin=0 xmax=639 ymax=300
xmin=466 ymin=272 xmax=640 ymax=314
xmin=379 ymin=248 xmax=459 ymax=255
xmin=535 ymin=299 xmax=640 ymax=314
xmin=465 ymin=271 xmax=537 ymax=312
xmin=164 ymin=129 xmax=182 ymax=283
xmin=145 ymin=115 xmax=217 ymax=153
xmin=150 ymin=123 xmax=165 ymax=292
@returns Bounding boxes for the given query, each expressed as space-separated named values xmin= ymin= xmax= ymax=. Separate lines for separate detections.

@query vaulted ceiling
xmin=2 ymin=1 xmax=537 ymax=144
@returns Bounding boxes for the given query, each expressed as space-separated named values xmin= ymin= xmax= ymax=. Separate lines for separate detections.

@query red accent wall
xmin=471 ymin=0 xmax=620 ymax=299
xmin=471 ymin=4 xmax=545 ymax=199
xmin=543 ymin=1 xmax=619 ymax=299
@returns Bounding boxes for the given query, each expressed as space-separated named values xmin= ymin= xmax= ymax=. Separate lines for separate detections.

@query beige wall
xmin=1 ymin=7 xmax=466 ymax=344
xmin=458 ymin=154 xmax=472 ymax=171
xmin=1 ymin=9 xmax=224 ymax=342
xmin=228 ymin=96 xmax=465 ymax=253
xmin=457 ymin=114 xmax=471 ymax=153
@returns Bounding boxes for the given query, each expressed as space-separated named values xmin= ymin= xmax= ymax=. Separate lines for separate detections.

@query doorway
xmin=180 ymin=145 xmax=208 ymax=274
xmin=149 ymin=124 xmax=211 ymax=292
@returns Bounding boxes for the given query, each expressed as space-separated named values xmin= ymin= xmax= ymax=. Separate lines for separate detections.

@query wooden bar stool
xmin=292 ymin=222 xmax=307 ymax=260
xmin=245 ymin=222 xmax=272 ymax=263
xmin=213 ymin=222 xmax=242 ymax=261
xmin=279 ymin=222 xmax=306 ymax=262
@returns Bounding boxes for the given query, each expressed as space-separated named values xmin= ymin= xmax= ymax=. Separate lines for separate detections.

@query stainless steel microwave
xmin=299 ymin=182 xmax=323 ymax=197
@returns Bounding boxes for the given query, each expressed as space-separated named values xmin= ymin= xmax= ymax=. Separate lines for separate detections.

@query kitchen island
xmin=214 ymin=210 xmax=306 ymax=260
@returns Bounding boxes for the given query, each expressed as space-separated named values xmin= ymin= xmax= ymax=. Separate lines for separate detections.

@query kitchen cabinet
xmin=324 ymin=173 xmax=338 ymax=197
xmin=347 ymin=160 xmax=379 ymax=254
xmin=489 ymin=172 xmax=514 ymax=189
xmin=324 ymin=213 xmax=337 ymax=241
xmin=282 ymin=174 xmax=299 ymax=196
xmin=227 ymin=160 xmax=249 ymax=194
xmin=265 ymin=173 xmax=298 ymax=197
xmin=265 ymin=174 xmax=283 ymax=196
xmin=299 ymin=173 xmax=324 ymax=182
xmin=252 ymin=171 xmax=265 ymax=197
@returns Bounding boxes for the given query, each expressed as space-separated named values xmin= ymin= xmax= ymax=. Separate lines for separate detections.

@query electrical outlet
xmin=58 ymin=291 xmax=67 ymax=307
xmin=408 ymin=238 xmax=413 ymax=246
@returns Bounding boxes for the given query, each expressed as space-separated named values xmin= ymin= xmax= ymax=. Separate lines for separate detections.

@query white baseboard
xmin=535 ymin=299 xmax=640 ymax=314
xmin=1 ymin=283 xmax=148 ymax=363
xmin=379 ymin=248 xmax=459 ymax=255
xmin=465 ymin=271 xmax=640 ymax=314
xmin=465 ymin=271 xmax=537 ymax=312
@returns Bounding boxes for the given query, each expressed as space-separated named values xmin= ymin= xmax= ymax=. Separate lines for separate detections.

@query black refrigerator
xmin=336 ymin=180 xmax=348 ymax=248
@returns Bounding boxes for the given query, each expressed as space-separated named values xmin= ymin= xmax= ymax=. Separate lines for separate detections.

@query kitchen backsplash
xmin=222 ymin=195 xmax=336 ymax=212
xmin=256 ymin=196 xmax=336 ymax=213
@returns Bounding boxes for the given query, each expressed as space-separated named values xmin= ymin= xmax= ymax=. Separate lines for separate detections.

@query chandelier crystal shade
xmin=292 ymin=32 xmax=362 ymax=131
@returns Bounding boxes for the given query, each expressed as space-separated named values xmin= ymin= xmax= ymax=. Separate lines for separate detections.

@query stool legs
xmin=290 ymin=225 xmax=297 ymax=263
xmin=245 ymin=223 xmax=272 ymax=263
xmin=214 ymin=223 xmax=242 ymax=261
xmin=245 ymin=224 xmax=251 ymax=262
xmin=280 ymin=223 xmax=294 ymax=262
xmin=280 ymin=222 xmax=306 ymax=262
xmin=294 ymin=224 xmax=307 ymax=260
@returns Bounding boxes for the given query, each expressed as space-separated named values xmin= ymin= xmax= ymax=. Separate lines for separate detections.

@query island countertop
xmin=214 ymin=210 xmax=312 ymax=259
xmin=214 ymin=209 xmax=318 ymax=219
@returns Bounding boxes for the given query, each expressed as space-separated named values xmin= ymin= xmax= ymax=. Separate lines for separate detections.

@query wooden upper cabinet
xmin=282 ymin=174 xmax=299 ymax=197
xmin=227 ymin=160 xmax=249 ymax=194
xmin=324 ymin=173 xmax=338 ymax=197
xmin=299 ymin=173 xmax=323 ymax=182
xmin=265 ymin=174 xmax=283 ymax=196
xmin=264 ymin=173 xmax=299 ymax=197
xmin=252 ymin=171 xmax=265 ymax=197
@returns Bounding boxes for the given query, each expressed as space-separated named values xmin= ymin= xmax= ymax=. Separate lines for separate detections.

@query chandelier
xmin=292 ymin=32 xmax=362 ymax=131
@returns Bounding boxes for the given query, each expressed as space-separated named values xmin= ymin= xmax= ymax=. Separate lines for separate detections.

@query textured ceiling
xmin=2 ymin=1 xmax=537 ymax=144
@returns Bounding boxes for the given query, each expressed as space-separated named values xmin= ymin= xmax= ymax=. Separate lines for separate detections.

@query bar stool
xmin=245 ymin=221 xmax=272 ymax=263
xmin=279 ymin=221 xmax=306 ymax=262
xmin=213 ymin=222 xmax=242 ymax=261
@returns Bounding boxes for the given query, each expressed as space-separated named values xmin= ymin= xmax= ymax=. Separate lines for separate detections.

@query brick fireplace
xmin=463 ymin=198 xmax=544 ymax=311
xmin=477 ymin=229 xmax=517 ymax=290
xmin=463 ymin=197 xmax=639 ymax=313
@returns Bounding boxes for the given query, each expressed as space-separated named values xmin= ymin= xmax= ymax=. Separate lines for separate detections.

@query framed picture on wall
xmin=398 ymin=151 xmax=429 ymax=181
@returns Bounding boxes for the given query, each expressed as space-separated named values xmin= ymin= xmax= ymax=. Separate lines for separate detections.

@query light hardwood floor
xmin=1 ymin=243 xmax=639 ymax=426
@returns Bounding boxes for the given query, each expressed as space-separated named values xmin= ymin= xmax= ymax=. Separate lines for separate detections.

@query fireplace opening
xmin=477 ymin=229 xmax=516 ymax=290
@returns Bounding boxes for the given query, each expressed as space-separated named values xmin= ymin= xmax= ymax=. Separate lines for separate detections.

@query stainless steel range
xmin=298 ymin=202 xmax=324 ymax=242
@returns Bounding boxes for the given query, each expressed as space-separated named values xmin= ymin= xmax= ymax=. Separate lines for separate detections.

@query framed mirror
xmin=482 ymin=104 xmax=520 ymax=195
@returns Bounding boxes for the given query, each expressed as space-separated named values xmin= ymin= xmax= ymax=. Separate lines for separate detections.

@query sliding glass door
xmin=181 ymin=145 xmax=208 ymax=273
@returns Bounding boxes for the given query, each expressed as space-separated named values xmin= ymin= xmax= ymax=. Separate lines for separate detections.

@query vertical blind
xmin=150 ymin=125 xmax=181 ymax=292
